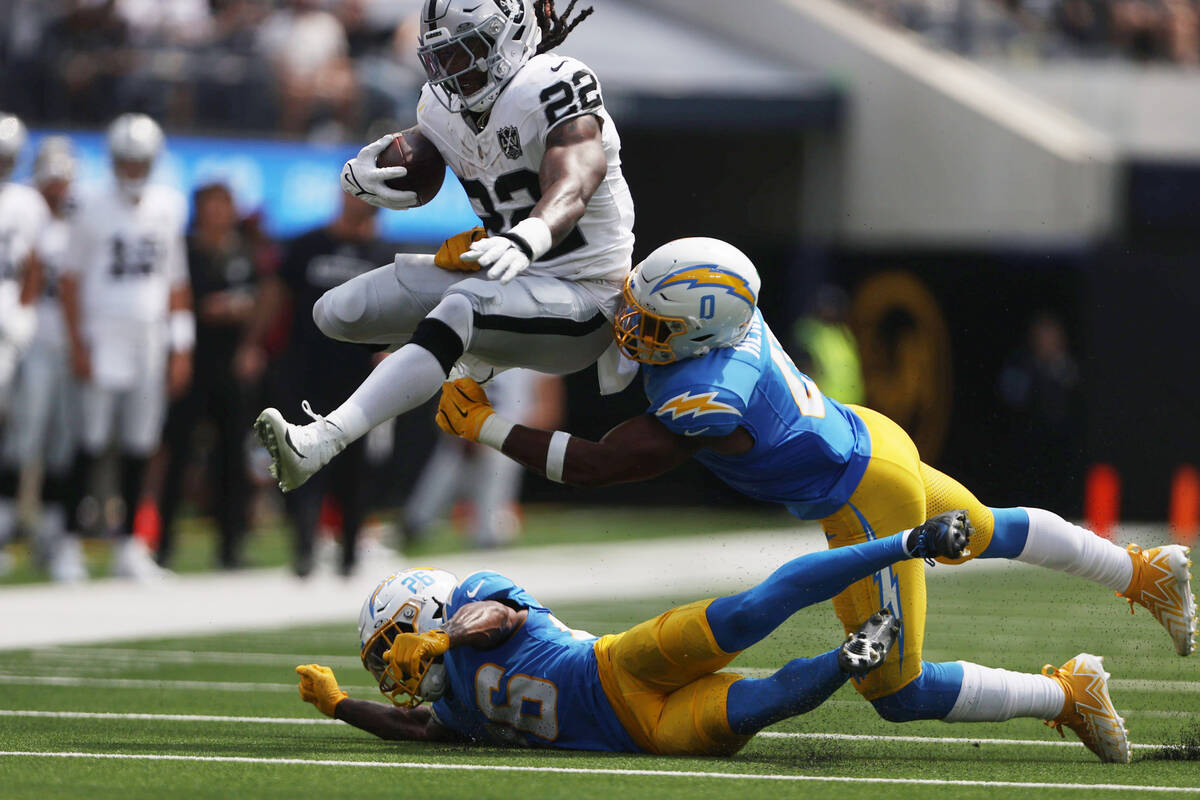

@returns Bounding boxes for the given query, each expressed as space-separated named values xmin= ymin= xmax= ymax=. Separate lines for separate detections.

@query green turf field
xmin=0 ymin=558 xmax=1197 ymax=798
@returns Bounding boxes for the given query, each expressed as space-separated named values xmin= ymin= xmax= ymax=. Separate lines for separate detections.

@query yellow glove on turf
xmin=434 ymin=227 xmax=487 ymax=271
xmin=436 ymin=378 xmax=496 ymax=441
xmin=295 ymin=664 xmax=348 ymax=717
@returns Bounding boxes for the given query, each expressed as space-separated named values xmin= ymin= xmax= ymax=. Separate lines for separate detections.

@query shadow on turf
xmin=1139 ymin=723 xmax=1200 ymax=762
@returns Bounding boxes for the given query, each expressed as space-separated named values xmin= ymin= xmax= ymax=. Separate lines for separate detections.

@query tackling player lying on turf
xmin=296 ymin=513 xmax=968 ymax=753
xmin=435 ymin=237 xmax=1200 ymax=764
xmin=254 ymin=0 xmax=640 ymax=494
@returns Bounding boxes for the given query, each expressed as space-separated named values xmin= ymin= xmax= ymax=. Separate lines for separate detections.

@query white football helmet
xmin=107 ymin=113 xmax=164 ymax=202
xmin=614 ymin=237 xmax=762 ymax=365
xmin=358 ymin=567 xmax=458 ymax=706
xmin=417 ymin=0 xmax=541 ymax=113
xmin=0 ymin=112 xmax=27 ymax=182
xmin=34 ymin=136 xmax=76 ymax=187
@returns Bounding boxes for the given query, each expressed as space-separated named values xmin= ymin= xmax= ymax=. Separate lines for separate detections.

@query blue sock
xmin=726 ymin=648 xmax=847 ymax=735
xmin=870 ymin=660 xmax=965 ymax=721
xmin=707 ymin=533 xmax=908 ymax=653
xmin=979 ymin=507 xmax=1030 ymax=559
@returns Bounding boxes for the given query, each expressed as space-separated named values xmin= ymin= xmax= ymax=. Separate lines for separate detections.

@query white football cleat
xmin=111 ymin=536 xmax=170 ymax=582
xmin=1118 ymin=544 xmax=1197 ymax=657
xmin=254 ymin=402 xmax=346 ymax=493
xmin=1042 ymin=653 xmax=1130 ymax=763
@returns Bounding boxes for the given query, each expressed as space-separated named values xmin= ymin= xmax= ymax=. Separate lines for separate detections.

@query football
xmin=376 ymin=130 xmax=446 ymax=206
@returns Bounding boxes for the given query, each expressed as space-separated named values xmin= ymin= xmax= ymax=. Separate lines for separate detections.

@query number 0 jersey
xmin=417 ymin=53 xmax=635 ymax=289
xmin=430 ymin=571 xmax=640 ymax=752
xmin=644 ymin=310 xmax=872 ymax=520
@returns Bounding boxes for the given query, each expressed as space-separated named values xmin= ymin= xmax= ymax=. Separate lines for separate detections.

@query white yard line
xmin=0 ymin=750 xmax=1196 ymax=792
xmin=0 ymin=674 xmax=375 ymax=693
xmin=0 ymin=709 xmax=1172 ymax=752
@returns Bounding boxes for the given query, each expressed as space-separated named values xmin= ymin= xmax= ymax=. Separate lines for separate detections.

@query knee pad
xmin=427 ymin=292 xmax=475 ymax=345
xmin=313 ymin=284 xmax=369 ymax=342
xmin=869 ymin=661 xmax=965 ymax=722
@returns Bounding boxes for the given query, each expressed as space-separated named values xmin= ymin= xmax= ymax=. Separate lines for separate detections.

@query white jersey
xmin=417 ymin=52 xmax=634 ymax=287
xmin=31 ymin=213 xmax=71 ymax=352
xmin=0 ymin=182 xmax=50 ymax=290
xmin=65 ymin=183 xmax=188 ymax=330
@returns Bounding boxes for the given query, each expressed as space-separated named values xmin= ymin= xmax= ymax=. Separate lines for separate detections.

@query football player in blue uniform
xmin=434 ymin=237 xmax=1198 ymax=763
xmin=297 ymin=515 xmax=969 ymax=753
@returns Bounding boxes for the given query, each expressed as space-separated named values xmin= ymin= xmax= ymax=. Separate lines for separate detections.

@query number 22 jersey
xmin=417 ymin=53 xmax=635 ymax=289
xmin=430 ymin=571 xmax=640 ymax=752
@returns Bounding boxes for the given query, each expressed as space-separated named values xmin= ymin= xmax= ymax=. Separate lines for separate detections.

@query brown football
xmin=376 ymin=130 xmax=446 ymax=206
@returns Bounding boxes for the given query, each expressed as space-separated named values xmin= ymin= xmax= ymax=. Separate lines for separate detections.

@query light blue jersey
xmin=430 ymin=571 xmax=640 ymax=752
xmin=643 ymin=310 xmax=870 ymax=520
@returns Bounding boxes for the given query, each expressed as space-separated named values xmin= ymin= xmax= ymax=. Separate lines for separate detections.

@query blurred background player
xmin=155 ymin=181 xmax=267 ymax=571
xmin=255 ymin=0 xmax=638 ymax=499
xmin=239 ymin=192 xmax=392 ymax=577
xmin=403 ymin=369 xmax=563 ymax=549
xmin=790 ymin=283 xmax=865 ymax=406
xmin=0 ymin=136 xmax=83 ymax=581
xmin=0 ymin=111 xmax=48 ymax=574
xmin=60 ymin=112 xmax=194 ymax=581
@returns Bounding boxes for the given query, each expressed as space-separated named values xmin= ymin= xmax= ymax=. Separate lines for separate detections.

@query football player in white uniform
xmin=0 ymin=137 xmax=85 ymax=581
xmin=0 ymin=112 xmax=49 ymax=570
xmin=60 ymin=113 xmax=194 ymax=580
xmin=255 ymin=0 xmax=636 ymax=493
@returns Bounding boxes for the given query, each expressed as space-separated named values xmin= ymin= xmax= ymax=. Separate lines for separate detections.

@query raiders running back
xmin=417 ymin=52 xmax=633 ymax=288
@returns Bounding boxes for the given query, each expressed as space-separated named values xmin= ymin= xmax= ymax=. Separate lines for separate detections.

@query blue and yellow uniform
xmin=645 ymin=310 xmax=1004 ymax=705
xmin=431 ymin=570 xmax=748 ymax=754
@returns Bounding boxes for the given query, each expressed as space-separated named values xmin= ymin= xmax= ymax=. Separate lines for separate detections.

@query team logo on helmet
xmin=497 ymin=125 xmax=523 ymax=160
xmin=651 ymin=266 xmax=757 ymax=307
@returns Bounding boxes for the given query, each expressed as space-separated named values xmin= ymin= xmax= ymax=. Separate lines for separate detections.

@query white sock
xmin=944 ymin=661 xmax=1064 ymax=722
xmin=324 ymin=343 xmax=446 ymax=443
xmin=1016 ymin=507 xmax=1133 ymax=593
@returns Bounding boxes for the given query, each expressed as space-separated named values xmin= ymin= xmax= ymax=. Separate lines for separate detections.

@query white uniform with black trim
xmin=3 ymin=211 xmax=77 ymax=472
xmin=64 ymin=184 xmax=188 ymax=455
xmin=0 ymin=182 xmax=50 ymax=408
xmin=316 ymin=53 xmax=636 ymax=387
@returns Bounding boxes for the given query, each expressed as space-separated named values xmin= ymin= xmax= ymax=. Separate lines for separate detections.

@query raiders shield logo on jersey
xmin=497 ymin=125 xmax=523 ymax=160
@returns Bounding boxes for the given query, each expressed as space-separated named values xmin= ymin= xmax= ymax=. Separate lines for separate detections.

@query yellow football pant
xmin=820 ymin=405 xmax=995 ymax=700
xmin=594 ymin=599 xmax=752 ymax=756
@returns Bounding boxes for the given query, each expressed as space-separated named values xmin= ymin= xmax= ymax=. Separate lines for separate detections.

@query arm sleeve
xmin=649 ymin=384 xmax=747 ymax=438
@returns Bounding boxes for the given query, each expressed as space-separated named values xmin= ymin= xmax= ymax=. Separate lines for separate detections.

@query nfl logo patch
xmin=498 ymin=125 xmax=523 ymax=160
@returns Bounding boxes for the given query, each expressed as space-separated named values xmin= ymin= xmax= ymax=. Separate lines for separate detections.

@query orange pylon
xmin=1169 ymin=464 xmax=1200 ymax=546
xmin=1084 ymin=463 xmax=1121 ymax=540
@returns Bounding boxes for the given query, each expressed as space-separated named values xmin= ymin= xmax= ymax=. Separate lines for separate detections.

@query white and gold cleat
xmin=1118 ymin=544 xmax=1197 ymax=656
xmin=1043 ymin=653 xmax=1130 ymax=764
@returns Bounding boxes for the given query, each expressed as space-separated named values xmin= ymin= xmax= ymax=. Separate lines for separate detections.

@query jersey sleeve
xmin=446 ymin=571 xmax=541 ymax=617
xmin=649 ymin=383 xmax=748 ymax=438
xmin=524 ymin=55 xmax=606 ymax=145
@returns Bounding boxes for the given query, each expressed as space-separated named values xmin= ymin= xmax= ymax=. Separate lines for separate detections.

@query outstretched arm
xmin=333 ymin=697 xmax=463 ymax=742
xmin=295 ymin=663 xmax=463 ymax=742
xmin=435 ymin=378 xmax=753 ymax=487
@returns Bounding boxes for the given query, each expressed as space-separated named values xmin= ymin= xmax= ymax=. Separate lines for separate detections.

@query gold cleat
xmin=1117 ymin=544 xmax=1197 ymax=656
xmin=1043 ymin=653 xmax=1130 ymax=764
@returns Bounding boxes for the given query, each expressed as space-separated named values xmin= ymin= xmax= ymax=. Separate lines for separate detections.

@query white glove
xmin=340 ymin=134 xmax=419 ymax=210
xmin=462 ymin=217 xmax=553 ymax=284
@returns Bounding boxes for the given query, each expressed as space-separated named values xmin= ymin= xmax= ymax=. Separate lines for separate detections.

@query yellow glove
xmin=384 ymin=629 xmax=451 ymax=699
xmin=434 ymin=227 xmax=487 ymax=271
xmin=296 ymin=664 xmax=348 ymax=717
xmin=436 ymin=378 xmax=495 ymax=441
